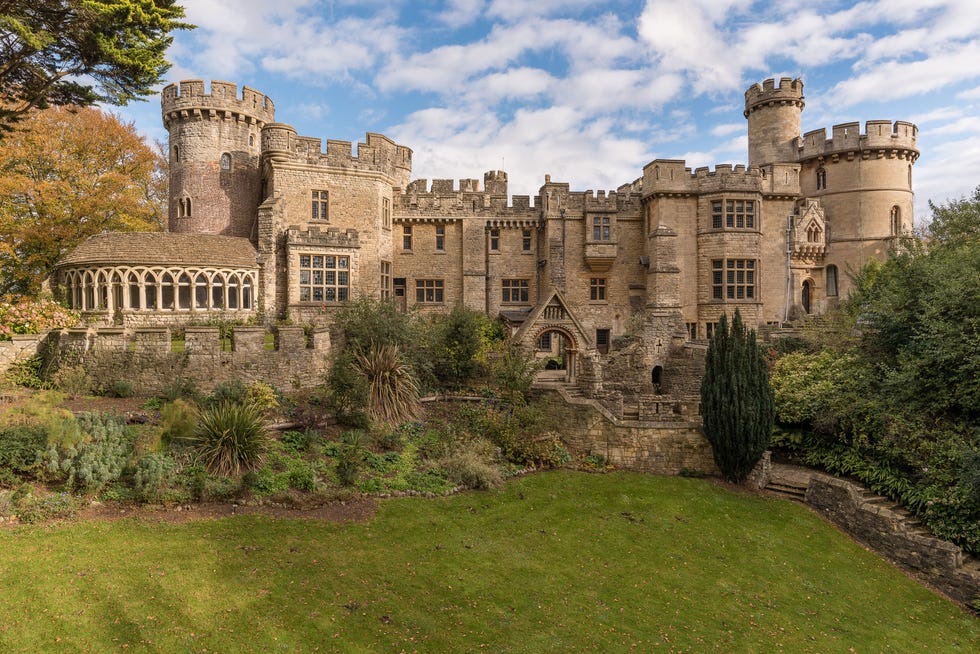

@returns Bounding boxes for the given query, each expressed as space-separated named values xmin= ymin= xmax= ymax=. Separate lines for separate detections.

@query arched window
xmin=652 ymin=365 xmax=664 ymax=392
xmin=173 ymin=145 xmax=180 ymax=162
xmin=220 ymin=153 xmax=231 ymax=170
xmin=185 ymin=197 xmax=192 ymax=217
xmin=816 ymin=167 xmax=827 ymax=190
xmin=227 ymin=274 xmax=239 ymax=309
xmin=145 ymin=272 xmax=158 ymax=309
xmin=194 ymin=273 xmax=208 ymax=309
xmin=890 ymin=206 xmax=901 ymax=235
xmin=249 ymin=134 xmax=255 ymax=147
xmin=242 ymin=277 xmax=253 ymax=309
xmin=826 ymin=265 xmax=839 ymax=297
xmin=212 ymin=273 xmax=225 ymax=309
xmin=128 ymin=272 xmax=140 ymax=309
xmin=177 ymin=273 xmax=192 ymax=309
xmin=161 ymin=272 xmax=175 ymax=309
xmin=801 ymin=280 xmax=812 ymax=314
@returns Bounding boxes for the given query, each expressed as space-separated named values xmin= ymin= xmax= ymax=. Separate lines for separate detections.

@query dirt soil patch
xmin=75 ymin=497 xmax=378 ymax=525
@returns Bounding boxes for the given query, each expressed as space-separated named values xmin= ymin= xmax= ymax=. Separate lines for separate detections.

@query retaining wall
xmin=806 ymin=475 xmax=979 ymax=606
xmin=51 ymin=326 xmax=331 ymax=395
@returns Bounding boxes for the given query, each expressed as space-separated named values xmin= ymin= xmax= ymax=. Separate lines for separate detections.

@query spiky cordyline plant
xmin=354 ymin=343 xmax=421 ymax=426
xmin=189 ymin=401 xmax=271 ymax=476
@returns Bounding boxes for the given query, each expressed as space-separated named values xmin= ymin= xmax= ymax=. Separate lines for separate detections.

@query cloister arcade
xmin=60 ymin=266 xmax=258 ymax=316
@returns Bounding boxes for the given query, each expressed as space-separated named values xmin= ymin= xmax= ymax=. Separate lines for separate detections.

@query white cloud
xmin=435 ymin=0 xmax=488 ymax=28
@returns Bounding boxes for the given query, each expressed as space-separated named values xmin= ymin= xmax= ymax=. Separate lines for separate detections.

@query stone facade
xmin=52 ymin=76 xmax=917 ymax=393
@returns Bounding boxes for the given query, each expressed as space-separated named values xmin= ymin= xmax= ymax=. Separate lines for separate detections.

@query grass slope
xmin=0 ymin=471 xmax=976 ymax=652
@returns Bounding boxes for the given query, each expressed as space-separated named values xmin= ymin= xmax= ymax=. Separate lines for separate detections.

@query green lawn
xmin=0 ymin=471 xmax=976 ymax=652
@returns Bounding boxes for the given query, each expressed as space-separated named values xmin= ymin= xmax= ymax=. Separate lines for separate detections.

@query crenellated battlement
xmin=261 ymin=126 xmax=413 ymax=180
xmin=162 ymin=80 xmax=275 ymax=128
xmin=798 ymin=120 xmax=919 ymax=161
xmin=744 ymin=77 xmax=804 ymax=117
xmin=396 ymin=171 xmax=538 ymax=216
xmin=643 ymin=160 xmax=765 ymax=196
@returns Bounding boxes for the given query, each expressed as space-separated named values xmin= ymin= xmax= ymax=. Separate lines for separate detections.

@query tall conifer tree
xmin=700 ymin=309 xmax=774 ymax=482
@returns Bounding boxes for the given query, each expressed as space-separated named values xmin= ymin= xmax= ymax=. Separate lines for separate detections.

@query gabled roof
xmin=57 ymin=232 xmax=258 ymax=269
xmin=512 ymin=287 xmax=594 ymax=350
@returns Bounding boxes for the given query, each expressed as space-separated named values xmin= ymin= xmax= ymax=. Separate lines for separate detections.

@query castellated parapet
xmin=261 ymin=126 xmax=412 ymax=187
xmin=162 ymin=80 xmax=275 ymax=128
xmin=642 ymin=161 xmax=766 ymax=196
xmin=798 ymin=120 xmax=919 ymax=162
xmin=743 ymin=77 xmax=805 ymax=117
xmin=399 ymin=170 xmax=538 ymax=216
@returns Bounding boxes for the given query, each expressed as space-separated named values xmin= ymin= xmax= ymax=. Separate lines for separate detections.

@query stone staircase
xmin=764 ymin=463 xmax=811 ymax=501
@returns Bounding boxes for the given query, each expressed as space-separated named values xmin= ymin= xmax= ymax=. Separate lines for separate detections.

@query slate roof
xmin=58 ymin=232 xmax=258 ymax=269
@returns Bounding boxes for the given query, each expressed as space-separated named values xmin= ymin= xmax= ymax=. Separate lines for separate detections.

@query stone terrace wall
xmin=806 ymin=475 xmax=980 ymax=606
xmin=53 ymin=326 xmax=331 ymax=396
xmin=549 ymin=391 xmax=718 ymax=475
xmin=0 ymin=334 xmax=47 ymax=376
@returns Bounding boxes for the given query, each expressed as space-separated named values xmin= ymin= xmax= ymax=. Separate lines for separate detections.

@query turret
xmin=162 ymin=80 xmax=274 ymax=238
xmin=744 ymin=77 xmax=804 ymax=167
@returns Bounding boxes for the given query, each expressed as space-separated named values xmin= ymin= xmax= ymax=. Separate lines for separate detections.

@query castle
xmin=55 ymin=77 xmax=918 ymax=383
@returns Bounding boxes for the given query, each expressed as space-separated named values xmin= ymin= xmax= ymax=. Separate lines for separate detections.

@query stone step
xmin=765 ymin=481 xmax=807 ymax=500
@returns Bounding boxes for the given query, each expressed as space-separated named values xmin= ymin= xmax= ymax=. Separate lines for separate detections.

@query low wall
xmin=549 ymin=391 xmax=719 ymax=475
xmin=52 ymin=326 xmax=331 ymax=395
xmin=0 ymin=334 xmax=46 ymax=375
xmin=806 ymin=475 xmax=980 ymax=606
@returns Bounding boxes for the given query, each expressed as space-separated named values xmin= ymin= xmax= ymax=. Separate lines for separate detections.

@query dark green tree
xmin=0 ymin=0 xmax=191 ymax=134
xmin=430 ymin=304 xmax=485 ymax=389
xmin=700 ymin=309 xmax=774 ymax=483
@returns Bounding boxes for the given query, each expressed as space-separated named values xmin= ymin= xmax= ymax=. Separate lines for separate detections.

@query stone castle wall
xmin=51 ymin=326 xmax=331 ymax=396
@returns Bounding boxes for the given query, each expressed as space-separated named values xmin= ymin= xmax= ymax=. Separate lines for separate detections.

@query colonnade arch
xmin=61 ymin=266 xmax=257 ymax=314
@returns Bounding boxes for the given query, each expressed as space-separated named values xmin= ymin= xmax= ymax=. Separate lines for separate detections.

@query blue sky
xmin=115 ymin=0 xmax=980 ymax=224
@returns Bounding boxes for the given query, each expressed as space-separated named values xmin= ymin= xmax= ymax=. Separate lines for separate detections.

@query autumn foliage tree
xmin=0 ymin=105 xmax=166 ymax=297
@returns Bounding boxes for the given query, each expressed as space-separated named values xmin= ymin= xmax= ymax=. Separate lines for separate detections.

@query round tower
xmin=161 ymin=80 xmax=275 ymax=238
xmin=744 ymin=77 xmax=804 ymax=167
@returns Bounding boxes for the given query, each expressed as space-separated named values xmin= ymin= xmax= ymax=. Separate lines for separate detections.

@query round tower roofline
xmin=744 ymin=77 xmax=805 ymax=118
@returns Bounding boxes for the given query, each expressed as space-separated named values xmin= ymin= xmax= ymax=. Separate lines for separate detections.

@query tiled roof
xmin=58 ymin=232 xmax=258 ymax=269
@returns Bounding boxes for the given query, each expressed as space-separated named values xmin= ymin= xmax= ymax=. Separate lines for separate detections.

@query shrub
xmin=0 ymin=424 xmax=47 ymax=475
xmin=355 ymin=344 xmax=420 ymax=426
xmin=488 ymin=343 xmax=539 ymax=405
xmin=280 ymin=429 xmax=320 ymax=454
xmin=0 ymin=296 xmax=80 ymax=340
xmin=245 ymin=381 xmax=280 ymax=415
xmin=160 ymin=377 xmax=198 ymax=403
xmin=335 ymin=430 xmax=366 ymax=487
xmin=700 ymin=310 xmax=774 ymax=483
xmin=4 ymin=355 xmax=52 ymax=389
xmin=209 ymin=379 xmax=247 ymax=406
xmin=132 ymin=452 xmax=177 ymax=501
xmin=106 ymin=379 xmax=134 ymax=398
xmin=51 ymin=365 xmax=92 ymax=398
xmin=326 ymin=350 xmax=371 ymax=428
xmin=159 ymin=399 xmax=197 ymax=444
xmin=440 ymin=439 xmax=502 ymax=490
xmin=13 ymin=491 xmax=78 ymax=523
xmin=39 ymin=413 xmax=132 ymax=492
xmin=187 ymin=402 xmax=271 ymax=476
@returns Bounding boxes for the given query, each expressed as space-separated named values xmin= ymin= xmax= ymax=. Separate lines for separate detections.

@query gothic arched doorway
xmin=801 ymin=280 xmax=812 ymax=314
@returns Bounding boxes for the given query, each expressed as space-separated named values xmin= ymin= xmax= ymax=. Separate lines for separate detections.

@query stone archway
xmin=531 ymin=326 xmax=578 ymax=382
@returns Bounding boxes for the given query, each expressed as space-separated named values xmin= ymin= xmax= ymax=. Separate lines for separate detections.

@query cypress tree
xmin=700 ymin=309 xmax=774 ymax=483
